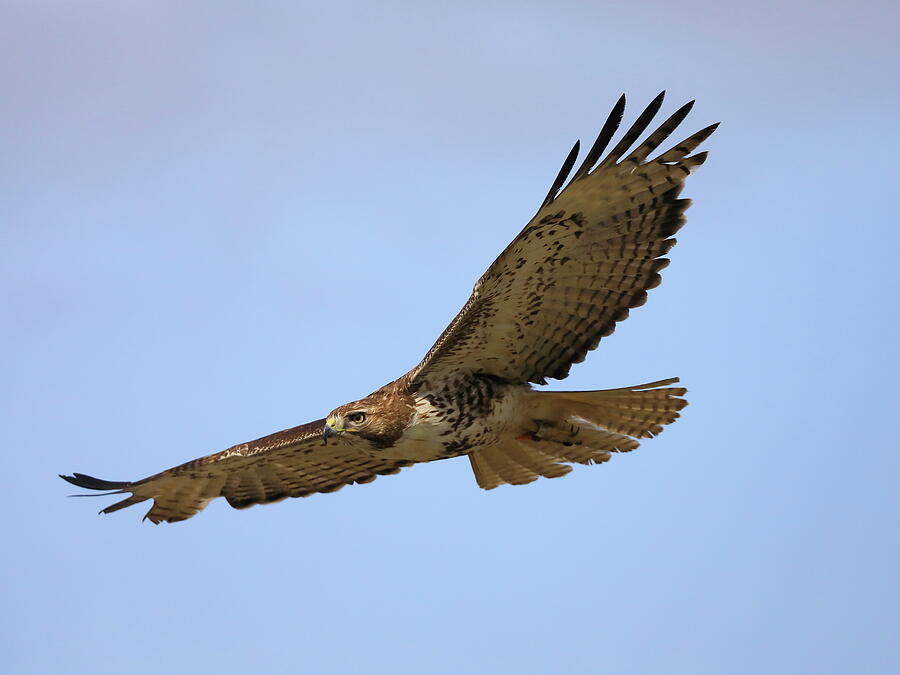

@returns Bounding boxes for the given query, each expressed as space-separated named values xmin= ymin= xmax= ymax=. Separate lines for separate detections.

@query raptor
xmin=62 ymin=92 xmax=717 ymax=523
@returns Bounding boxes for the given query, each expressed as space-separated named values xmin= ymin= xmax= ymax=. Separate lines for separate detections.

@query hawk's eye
xmin=347 ymin=412 xmax=367 ymax=424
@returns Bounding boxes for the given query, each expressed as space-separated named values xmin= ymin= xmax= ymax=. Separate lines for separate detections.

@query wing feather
xmin=571 ymin=94 xmax=626 ymax=181
xmin=408 ymin=92 xmax=716 ymax=386
xmin=539 ymin=140 xmax=581 ymax=211
xmin=60 ymin=419 xmax=412 ymax=523
xmin=598 ymin=91 xmax=666 ymax=167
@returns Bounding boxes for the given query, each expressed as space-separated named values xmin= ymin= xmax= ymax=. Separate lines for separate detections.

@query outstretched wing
xmin=61 ymin=420 xmax=412 ymax=523
xmin=409 ymin=92 xmax=717 ymax=387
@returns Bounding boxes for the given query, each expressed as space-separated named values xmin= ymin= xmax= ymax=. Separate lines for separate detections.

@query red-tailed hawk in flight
xmin=62 ymin=92 xmax=717 ymax=523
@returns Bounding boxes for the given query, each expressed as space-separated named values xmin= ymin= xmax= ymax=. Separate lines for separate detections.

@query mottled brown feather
xmin=61 ymin=419 xmax=412 ymax=523
xmin=410 ymin=92 xmax=715 ymax=386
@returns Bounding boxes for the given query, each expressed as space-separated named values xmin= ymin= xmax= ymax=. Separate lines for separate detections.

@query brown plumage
xmin=61 ymin=92 xmax=716 ymax=523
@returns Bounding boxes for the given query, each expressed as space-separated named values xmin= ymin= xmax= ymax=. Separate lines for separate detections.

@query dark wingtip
xmin=60 ymin=472 xmax=132 ymax=491
xmin=539 ymin=138 xmax=581 ymax=210
xmin=571 ymin=93 xmax=628 ymax=182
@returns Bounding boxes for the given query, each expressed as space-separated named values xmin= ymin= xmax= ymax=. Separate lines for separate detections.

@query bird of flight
xmin=61 ymin=92 xmax=717 ymax=523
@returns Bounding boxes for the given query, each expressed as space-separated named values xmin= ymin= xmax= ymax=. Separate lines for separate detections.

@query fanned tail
xmin=468 ymin=378 xmax=687 ymax=490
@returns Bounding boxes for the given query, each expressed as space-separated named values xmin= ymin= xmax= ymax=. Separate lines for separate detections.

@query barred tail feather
xmin=467 ymin=378 xmax=686 ymax=490
xmin=543 ymin=377 xmax=688 ymax=438
xmin=468 ymin=440 xmax=572 ymax=490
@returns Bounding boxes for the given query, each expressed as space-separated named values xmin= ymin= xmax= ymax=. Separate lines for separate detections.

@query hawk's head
xmin=323 ymin=388 xmax=413 ymax=449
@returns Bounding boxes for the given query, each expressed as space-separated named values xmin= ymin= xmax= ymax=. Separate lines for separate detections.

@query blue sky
xmin=3 ymin=2 xmax=898 ymax=673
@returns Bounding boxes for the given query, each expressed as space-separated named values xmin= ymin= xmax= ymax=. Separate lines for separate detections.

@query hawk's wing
xmin=408 ymin=92 xmax=717 ymax=387
xmin=61 ymin=420 xmax=412 ymax=523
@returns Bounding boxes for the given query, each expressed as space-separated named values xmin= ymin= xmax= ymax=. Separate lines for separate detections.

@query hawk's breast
xmin=380 ymin=376 xmax=529 ymax=461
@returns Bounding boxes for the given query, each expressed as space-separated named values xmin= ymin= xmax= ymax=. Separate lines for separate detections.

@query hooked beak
xmin=322 ymin=418 xmax=339 ymax=443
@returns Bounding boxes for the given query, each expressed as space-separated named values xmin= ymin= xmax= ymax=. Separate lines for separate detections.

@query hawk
xmin=61 ymin=92 xmax=717 ymax=523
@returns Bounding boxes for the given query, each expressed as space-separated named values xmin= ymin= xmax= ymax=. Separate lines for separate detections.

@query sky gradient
xmin=3 ymin=2 xmax=899 ymax=673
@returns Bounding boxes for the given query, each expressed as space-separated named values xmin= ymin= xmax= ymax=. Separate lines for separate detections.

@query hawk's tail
xmin=467 ymin=378 xmax=687 ymax=490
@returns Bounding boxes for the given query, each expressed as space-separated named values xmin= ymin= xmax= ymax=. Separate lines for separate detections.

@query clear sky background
xmin=2 ymin=2 xmax=898 ymax=673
